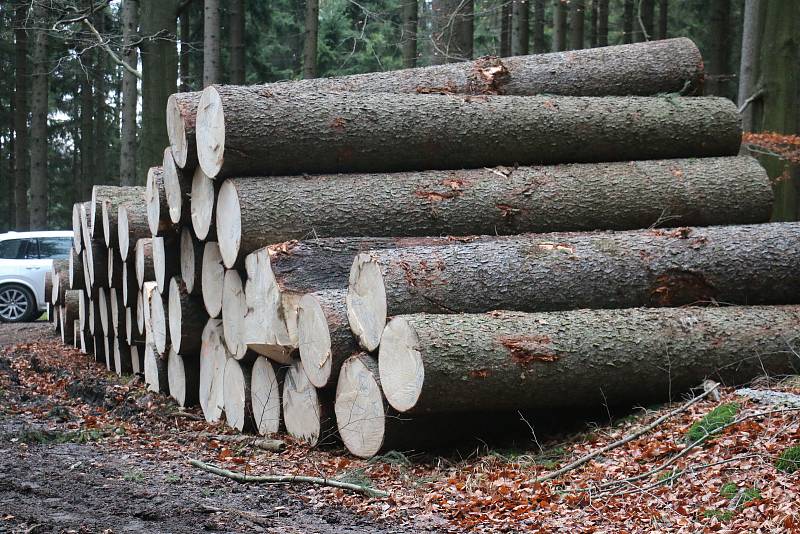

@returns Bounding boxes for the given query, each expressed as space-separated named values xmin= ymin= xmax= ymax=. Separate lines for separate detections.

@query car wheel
xmin=0 ymin=284 xmax=38 ymax=323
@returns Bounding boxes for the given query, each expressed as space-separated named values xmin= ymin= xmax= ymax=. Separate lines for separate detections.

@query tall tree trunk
xmin=532 ymin=0 xmax=545 ymax=53
xmin=203 ymin=0 xmax=221 ymax=86
xmin=569 ymin=0 xmax=585 ymax=50
xmin=512 ymin=0 xmax=530 ymax=55
xmin=706 ymin=0 xmax=731 ymax=97
xmin=657 ymin=0 xmax=668 ymax=39
xmin=552 ymin=0 xmax=567 ymax=51
xmin=80 ymin=70 xmax=94 ymax=200
xmin=597 ymin=0 xmax=609 ymax=46
xmin=500 ymin=1 xmax=512 ymax=57
xmin=623 ymin=0 xmax=634 ymax=44
xmin=140 ymin=0 xmax=179 ymax=171
xmin=29 ymin=5 xmax=48 ymax=230
xmin=13 ymin=4 xmax=29 ymax=230
xmin=93 ymin=11 xmax=109 ymax=186
xmin=121 ymin=0 xmax=138 ymax=186
xmin=635 ymin=0 xmax=654 ymax=42
xmin=589 ymin=0 xmax=598 ymax=47
xmin=456 ymin=0 xmax=474 ymax=60
xmin=737 ymin=0 xmax=764 ymax=132
xmin=401 ymin=0 xmax=418 ymax=67
xmin=302 ymin=0 xmax=319 ymax=78
xmin=179 ymin=5 xmax=191 ymax=91
xmin=432 ymin=0 xmax=474 ymax=63
xmin=229 ymin=0 xmax=245 ymax=84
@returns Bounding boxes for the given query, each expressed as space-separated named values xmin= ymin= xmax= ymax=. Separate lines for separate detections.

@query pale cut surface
xmin=145 ymin=166 xmax=163 ymax=236
xmin=221 ymin=269 xmax=248 ymax=359
xmin=141 ymin=281 xmax=158 ymax=340
xmin=298 ymin=293 xmax=333 ymax=388
xmin=196 ymin=86 xmax=225 ymax=178
xmin=251 ymin=356 xmax=282 ymax=436
xmin=168 ymin=277 xmax=183 ymax=354
xmin=377 ymin=317 xmax=424 ymax=413
xmin=136 ymin=289 xmax=145 ymax=334
xmin=130 ymin=344 xmax=140 ymax=375
xmin=81 ymin=250 xmax=91 ymax=296
xmin=125 ymin=307 xmax=133 ymax=344
xmin=199 ymin=318 xmax=227 ymax=422
xmin=335 ymin=354 xmax=386 ymax=458
xmin=180 ymin=227 xmax=198 ymax=294
xmin=282 ymin=360 xmax=323 ymax=445
xmin=109 ymin=288 xmax=121 ymax=335
xmin=216 ymin=180 xmax=242 ymax=268
xmin=346 ymin=253 xmax=387 ymax=351
xmin=98 ymin=288 xmax=110 ymax=337
xmin=166 ymin=94 xmax=189 ymax=168
xmin=223 ymin=358 xmax=248 ymax=431
xmin=152 ymin=236 xmax=170 ymax=294
xmin=168 ymin=349 xmax=187 ymax=407
xmin=101 ymin=200 xmax=112 ymax=248
xmin=117 ymin=205 xmax=130 ymax=260
xmin=72 ymin=203 xmax=83 ymax=253
xmin=190 ymin=166 xmax=215 ymax=240
xmin=135 ymin=238 xmax=153 ymax=288
xmin=162 ymin=146 xmax=184 ymax=224
xmin=150 ymin=288 xmax=168 ymax=354
xmin=201 ymin=242 xmax=225 ymax=318
xmin=144 ymin=343 xmax=165 ymax=393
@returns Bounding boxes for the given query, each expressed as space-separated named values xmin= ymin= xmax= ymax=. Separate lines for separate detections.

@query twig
xmin=199 ymin=433 xmax=286 ymax=452
xmin=534 ymin=384 xmax=719 ymax=483
xmin=81 ymin=18 xmax=142 ymax=79
xmin=189 ymin=459 xmax=389 ymax=498
xmin=636 ymin=0 xmax=650 ymax=41
xmin=738 ymin=88 xmax=764 ymax=114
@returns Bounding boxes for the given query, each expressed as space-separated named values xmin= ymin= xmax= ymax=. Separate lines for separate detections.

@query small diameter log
xmin=95 ymin=333 xmax=110 ymax=369
xmin=282 ymin=360 xmax=336 ymax=446
xmin=79 ymin=203 xmax=92 ymax=255
xmin=73 ymin=320 xmax=81 ymax=349
xmin=69 ymin=247 xmax=84 ymax=290
xmin=72 ymin=202 xmax=87 ymax=254
xmin=201 ymin=242 xmax=225 ymax=318
xmin=166 ymin=92 xmax=199 ymax=169
xmin=215 ymin=156 xmax=771 ymax=268
xmin=109 ymin=288 xmax=125 ymax=336
xmin=168 ymin=276 xmax=208 ymax=354
xmin=163 ymin=146 xmax=191 ymax=225
xmin=98 ymin=288 xmax=111 ymax=337
xmin=149 ymin=287 xmax=170 ymax=355
xmin=349 ymin=222 xmax=800 ymax=351
xmin=140 ymin=281 xmax=158 ymax=339
xmin=335 ymin=353 xmax=391 ymax=458
xmin=61 ymin=291 xmax=80 ymax=346
xmin=113 ymin=337 xmax=133 ymax=376
xmin=51 ymin=259 xmax=68 ymax=306
xmin=153 ymin=235 xmax=178 ymax=294
xmin=90 ymin=185 xmax=121 ymax=242
xmin=199 ymin=318 xmax=228 ymax=422
xmin=145 ymin=166 xmax=170 ymax=237
xmin=85 ymin=239 xmax=109 ymax=289
xmin=298 ymin=289 xmax=357 ymax=389
xmin=121 ymin=260 xmax=138 ymax=307
xmin=130 ymin=343 xmax=143 ymax=375
xmin=379 ymin=306 xmax=800 ymax=415
xmin=190 ymin=166 xmax=217 ymax=241
xmin=144 ymin=342 xmax=169 ymax=394
xmin=101 ymin=186 xmax=145 ymax=248
xmin=222 ymin=269 xmax=249 ymax=359
xmin=251 ymin=356 xmax=283 ymax=436
xmin=223 ymin=358 xmax=256 ymax=432
xmin=135 ymin=238 xmax=155 ymax=288
xmin=118 ymin=201 xmax=151 ymax=261
xmin=196 ymin=88 xmax=740 ymax=179
xmin=107 ymin=249 xmax=123 ymax=289
xmin=168 ymin=348 xmax=200 ymax=407
xmin=180 ymin=226 xmax=204 ymax=295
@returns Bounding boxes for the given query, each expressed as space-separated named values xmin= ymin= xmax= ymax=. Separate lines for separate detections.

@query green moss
xmin=686 ymin=403 xmax=739 ymax=443
xmin=775 ymin=445 xmax=800 ymax=474
xmin=123 ymin=469 xmax=146 ymax=483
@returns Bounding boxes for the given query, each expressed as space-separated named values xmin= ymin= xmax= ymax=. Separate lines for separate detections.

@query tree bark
xmin=283 ymin=360 xmax=336 ymax=447
xmin=199 ymin=318 xmax=227 ymax=422
xmin=501 ymin=1 xmax=512 ymax=57
xmin=349 ymin=222 xmax=800 ymax=351
xmin=432 ymin=0 xmax=474 ymax=63
xmin=251 ymin=356 xmax=283 ymax=436
xmin=113 ymin=337 xmax=133 ymax=376
xmin=401 ymin=0 xmax=418 ymax=68
xmin=163 ymin=147 xmax=191 ymax=225
xmin=532 ymin=0 xmax=545 ymax=53
xmin=597 ymin=0 xmax=609 ymax=46
xmin=657 ymin=0 xmax=668 ymax=39
xmin=228 ymin=0 xmax=245 ymax=84
xmin=107 ymin=251 xmax=124 ymax=291
xmin=215 ymin=156 xmax=769 ymax=268
xmin=706 ymin=0 xmax=732 ymax=97
xmin=569 ymin=0 xmax=585 ymax=50
xmin=118 ymin=200 xmax=151 ymax=261
xmin=302 ymin=0 xmax=319 ymax=78
xmin=197 ymin=89 xmax=737 ymax=180
xmin=180 ymin=227 xmax=204 ymax=295
xmin=121 ymin=260 xmax=138 ymax=307
xmin=13 ymin=4 xmax=29 ymax=230
xmin=223 ymin=358 xmax=255 ymax=432
xmin=623 ymin=0 xmax=634 ymax=44
xmin=552 ymin=0 xmax=567 ymax=51
xmin=85 ymin=239 xmax=109 ymax=289
xmin=737 ymin=0 xmax=764 ymax=132
xmin=589 ymin=0 xmax=598 ymax=48
xmin=29 ymin=4 xmax=48 ymax=230
xmin=168 ymin=348 xmax=200 ymax=407
xmin=135 ymin=238 xmax=155 ymax=288
xmin=512 ymin=0 xmax=530 ymax=55
xmin=203 ymin=0 xmax=221 ymax=87
xmin=69 ymin=247 xmax=85 ymax=290
xmin=152 ymin=235 xmax=178 ymax=294
xmin=61 ymin=291 xmax=80 ymax=346
xmin=100 ymin=186 xmax=145 ymax=248
xmin=168 ymin=276 xmax=208 ymax=354
xmin=379 ymin=305 xmax=800 ymax=414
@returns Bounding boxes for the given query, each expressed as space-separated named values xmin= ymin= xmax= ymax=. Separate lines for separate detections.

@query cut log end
xmin=298 ymin=293 xmax=333 ymax=388
xmin=152 ymin=236 xmax=168 ymax=293
xmin=196 ymin=85 xmax=225 ymax=178
xmin=150 ymin=288 xmax=169 ymax=354
xmin=168 ymin=348 xmax=199 ymax=407
xmin=101 ymin=200 xmax=112 ymax=248
xmin=335 ymin=354 xmax=386 ymax=459
xmin=251 ymin=356 xmax=282 ymax=436
xmin=347 ymin=253 xmax=387 ymax=352
xmin=202 ymin=243 xmax=225 ymax=318
xmin=72 ymin=203 xmax=83 ymax=254
xmin=145 ymin=166 xmax=163 ymax=236
xmin=117 ymin=205 xmax=130 ymax=260
xmin=199 ymin=318 xmax=227 ymax=422
xmin=180 ymin=227 xmax=198 ymax=294
xmin=282 ymin=361 xmax=326 ymax=446
xmin=163 ymin=146 xmax=184 ymax=225
xmin=216 ymin=180 xmax=242 ymax=268
xmin=223 ymin=358 xmax=253 ymax=432
xmin=222 ymin=269 xmax=248 ymax=359
xmin=166 ymin=94 xmax=190 ymax=168
xmin=135 ymin=238 xmax=153 ymax=289
xmin=190 ymin=166 xmax=215 ymax=240
xmin=144 ymin=343 xmax=168 ymax=394
xmin=168 ymin=277 xmax=182 ymax=354
xmin=377 ymin=317 xmax=423 ymax=413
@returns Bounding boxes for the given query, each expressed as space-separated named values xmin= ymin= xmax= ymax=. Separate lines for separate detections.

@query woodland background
xmin=0 ymin=0 xmax=797 ymax=231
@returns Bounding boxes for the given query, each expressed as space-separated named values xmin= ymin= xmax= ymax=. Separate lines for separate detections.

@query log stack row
xmin=52 ymin=38 xmax=800 ymax=459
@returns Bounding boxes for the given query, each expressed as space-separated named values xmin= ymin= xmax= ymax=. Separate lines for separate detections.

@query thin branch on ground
xmin=197 ymin=433 xmax=286 ymax=452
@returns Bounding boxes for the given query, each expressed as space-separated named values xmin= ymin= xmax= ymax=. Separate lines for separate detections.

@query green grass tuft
xmin=703 ymin=509 xmax=734 ymax=521
xmin=775 ymin=445 xmax=800 ymax=474
xmin=123 ymin=469 xmax=146 ymax=483
xmin=686 ymin=403 xmax=739 ymax=443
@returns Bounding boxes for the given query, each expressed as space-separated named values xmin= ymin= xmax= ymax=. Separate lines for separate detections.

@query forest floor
xmin=0 ymin=323 xmax=798 ymax=533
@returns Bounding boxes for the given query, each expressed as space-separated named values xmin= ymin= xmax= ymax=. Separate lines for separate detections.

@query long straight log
xmin=378 ymin=306 xmax=800 ymax=415
xmin=145 ymin=166 xmax=170 ymax=237
xmin=190 ymin=166 xmax=217 ymax=241
xmin=199 ymin=318 xmax=228 ymax=422
xmin=170 ymin=38 xmax=703 ymax=169
xmin=196 ymin=89 xmax=740 ymax=179
xmin=282 ymin=360 xmax=336 ymax=447
xmin=101 ymin=186 xmax=145 ymax=248
xmin=168 ymin=276 xmax=208 ymax=355
xmin=223 ymin=358 xmax=255 ymax=432
xmin=348 ymin=222 xmax=800 ymax=351
xmin=215 ymin=156 xmax=771 ymax=268
xmin=135 ymin=238 xmax=155 ymax=289
xmin=180 ymin=227 xmax=204 ymax=295
xmin=168 ymin=348 xmax=200 ymax=407
xmin=163 ymin=146 xmax=191 ymax=225
xmin=251 ymin=356 xmax=284 ymax=436
xmin=152 ymin=235 xmax=178 ymax=294
xmin=118 ymin=202 xmax=151 ymax=261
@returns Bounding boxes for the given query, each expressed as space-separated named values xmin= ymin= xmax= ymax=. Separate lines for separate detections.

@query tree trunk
xmin=223 ymin=358 xmax=255 ymax=432
xmin=251 ymin=356 xmax=283 ymax=436
xmin=153 ymin=235 xmax=178 ymax=294
xmin=569 ymin=0 xmax=585 ymax=50
xmin=379 ymin=305 xmax=800 ymax=414
xmin=198 ymin=90 xmax=737 ymax=180
xmin=13 ymin=4 xmax=29 ymax=230
xmin=597 ymin=0 xmax=609 ymax=46
xmin=168 ymin=348 xmax=200 ymax=407
xmin=215 ymin=156 xmax=769 ymax=268
xmin=532 ymin=0 xmax=545 ymax=53
xmin=92 ymin=11 xmax=109 ymax=187
xmin=283 ymin=360 xmax=336 ymax=447
xmin=302 ymin=0 xmax=319 ymax=78
xmin=135 ymin=238 xmax=155 ymax=288
xmin=189 ymin=166 xmax=217 ymax=240
xmin=201 ymin=242 xmax=224 ymax=318
xmin=163 ymin=147 xmax=191 ymax=225
xmin=589 ymin=0 xmax=598 ymax=47
xmin=118 ymin=201 xmax=151 ymax=261
xmin=737 ymin=0 xmax=764 ymax=132
xmin=80 ymin=67 xmax=95 ymax=201
xmin=500 ymin=1 xmax=512 ymax=57
xmin=203 ymin=0 xmax=221 ymax=87
xmin=179 ymin=6 xmax=192 ymax=91
xmin=121 ymin=0 xmax=139 ymax=186
xmin=348 ymin=222 xmax=800 ymax=351
xmin=706 ymin=0 xmax=732 ymax=97
xmin=168 ymin=276 xmax=207 ymax=354
xmin=228 ymin=0 xmax=245 ymax=84
xmin=552 ymin=0 xmax=567 ymax=51
xmin=401 ymin=0 xmax=418 ymax=68
xmin=144 ymin=342 xmax=169 ymax=393
xmin=100 ymin=186 xmax=146 ymax=248
xmin=623 ymin=0 xmax=634 ymax=43
xmin=180 ymin=227 xmax=204 ymax=295
xmin=657 ymin=0 xmax=668 ymax=39
xmin=635 ymin=0 xmax=655 ymax=42
xmin=512 ymin=0 xmax=530 ymax=55
xmin=432 ymin=0 xmax=474 ymax=63
xmin=29 ymin=5 xmax=48 ymax=230
xmin=199 ymin=318 xmax=227 ymax=422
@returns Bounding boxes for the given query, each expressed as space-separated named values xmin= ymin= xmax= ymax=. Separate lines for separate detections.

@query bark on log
xmin=85 ymin=239 xmax=108 ymax=289
xmin=298 ymin=289 xmax=358 ymax=389
xmin=72 ymin=202 xmax=88 ymax=254
xmin=109 ymin=288 xmax=125 ymax=337
xmin=349 ymin=222 xmax=800 ymax=351
xmin=98 ymin=288 xmax=111 ymax=337
xmin=79 ymin=203 xmax=93 ymax=257
xmin=166 ymin=92 xmax=199 ymax=169
xmin=223 ymin=358 xmax=256 ymax=432
xmin=201 ymin=242 xmax=225 ymax=318
xmin=69 ymin=247 xmax=84 ymax=290
xmin=251 ymin=356 xmax=284 ymax=436
xmin=180 ymin=226 xmax=204 ymax=295
xmin=145 ymin=166 xmax=171 ymax=237
xmin=140 ymin=281 xmax=158 ymax=340
xmin=50 ymin=259 xmax=68 ymax=306
xmin=113 ymin=337 xmax=133 ymax=376
xmin=153 ymin=235 xmax=178 ymax=294
xmin=79 ymin=329 xmax=92 ymax=355
xmin=149 ymin=287 xmax=170 ymax=355
xmin=282 ymin=360 xmax=336 ymax=447
xmin=168 ymin=276 xmax=208 ymax=355
xmin=144 ymin=342 xmax=169 ymax=394
xmin=163 ymin=146 xmax=192 ymax=225
xmin=94 ymin=333 xmax=109 ymax=368
xmin=222 ymin=269 xmax=249 ymax=359
xmin=121 ymin=260 xmax=138 ymax=307
xmin=196 ymin=88 xmax=740 ymax=179
xmin=107 ymin=249 xmax=123 ymax=289
xmin=130 ymin=343 xmax=144 ymax=375
xmin=189 ymin=166 xmax=218 ymax=241
xmin=90 ymin=185 xmax=121 ymax=242
xmin=44 ymin=271 xmax=52 ymax=307
xmin=73 ymin=320 xmax=81 ymax=349
xmin=215 ymin=156 xmax=771 ymax=267
xmin=378 ymin=305 xmax=800 ymax=414
xmin=81 ymin=250 xmax=92 ymax=298
xmin=199 ymin=318 xmax=228 ymax=422
xmin=135 ymin=238 xmax=155 ymax=289
xmin=61 ymin=290 xmax=80 ymax=346
xmin=118 ymin=201 xmax=151 ymax=261
xmin=101 ymin=186 xmax=145 ymax=248
xmin=168 ymin=348 xmax=200 ymax=407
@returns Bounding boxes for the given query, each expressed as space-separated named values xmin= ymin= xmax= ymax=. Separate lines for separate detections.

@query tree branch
xmin=81 ymin=18 xmax=142 ymax=79
xmin=738 ymin=88 xmax=764 ymax=114
xmin=52 ymin=0 xmax=111 ymax=30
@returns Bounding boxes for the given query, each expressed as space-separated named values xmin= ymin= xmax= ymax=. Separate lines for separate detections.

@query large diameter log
xmin=144 ymin=342 xmax=169 ymax=394
xmin=348 ymin=222 xmax=800 ymax=351
xmin=201 ymin=242 xmax=225 ymax=318
xmin=196 ymin=88 xmax=740 ymax=179
xmin=180 ymin=226 xmax=204 ymax=295
xmin=189 ymin=166 xmax=217 ymax=241
xmin=135 ymin=238 xmax=155 ymax=288
xmin=170 ymin=39 xmax=703 ymax=170
xmin=69 ymin=247 xmax=84 ymax=290
xmin=223 ymin=358 xmax=256 ymax=432
xmin=215 ymin=156 xmax=771 ymax=268
xmin=199 ymin=318 xmax=228 ymax=422
xmin=145 ymin=166 xmax=170 ymax=237
xmin=379 ymin=306 xmax=800 ymax=415
xmin=118 ymin=202 xmax=151 ymax=261
xmin=251 ymin=356 xmax=283 ymax=436
xmin=101 ymin=186 xmax=145 ymax=248
xmin=168 ymin=276 xmax=208 ymax=355
xmin=98 ymin=288 xmax=111 ymax=337
xmin=163 ymin=146 xmax=191 ymax=225
xmin=282 ymin=360 xmax=336 ymax=447
xmin=152 ymin=235 xmax=178 ymax=294
xmin=149 ymin=288 xmax=169 ymax=355
xmin=298 ymin=289 xmax=358 ymax=389
xmin=168 ymin=348 xmax=200 ymax=407
xmin=335 ymin=353 xmax=391 ymax=458
xmin=221 ymin=269 xmax=249 ymax=359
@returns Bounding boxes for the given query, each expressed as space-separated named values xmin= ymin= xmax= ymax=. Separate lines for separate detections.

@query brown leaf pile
xmin=743 ymin=132 xmax=800 ymax=165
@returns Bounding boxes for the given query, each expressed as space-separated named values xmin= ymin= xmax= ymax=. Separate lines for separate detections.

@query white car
xmin=0 ymin=230 xmax=73 ymax=322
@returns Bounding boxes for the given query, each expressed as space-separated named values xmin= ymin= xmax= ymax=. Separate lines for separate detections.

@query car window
xmin=38 ymin=237 xmax=72 ymax=259
xmin=21 ymin=239 xmax=39 ymax=259
xmin=0 ymin=239 xmax=23 ymax=259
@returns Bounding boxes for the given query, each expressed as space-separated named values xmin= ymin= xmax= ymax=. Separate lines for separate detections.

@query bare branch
xmin=81 ymin=17 xmax=142 ymax=79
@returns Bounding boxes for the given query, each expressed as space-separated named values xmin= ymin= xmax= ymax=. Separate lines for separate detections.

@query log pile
xmin=52 ymin=39 xmax=799 ymax=459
